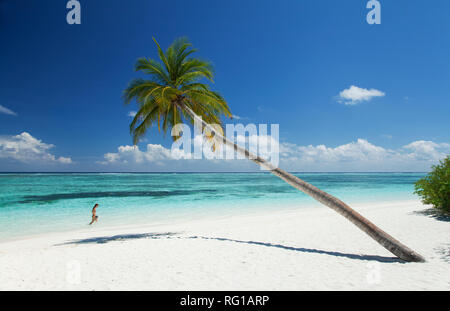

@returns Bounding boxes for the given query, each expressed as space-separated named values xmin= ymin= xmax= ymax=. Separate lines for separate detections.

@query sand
xmin=0 ymin=200 xmax=448 ymax=290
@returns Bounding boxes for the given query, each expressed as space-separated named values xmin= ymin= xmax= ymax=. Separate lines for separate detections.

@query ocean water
xmin=0 ymin=173 xmax=425 ymax=241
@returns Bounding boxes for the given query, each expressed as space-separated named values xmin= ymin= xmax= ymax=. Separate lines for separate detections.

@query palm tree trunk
xmin=181 ymin=105 xmax=425 ymax=262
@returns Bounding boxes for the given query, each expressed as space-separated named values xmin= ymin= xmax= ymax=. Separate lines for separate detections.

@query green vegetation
xmin=123 ymin=37 xmax=231 ymax=145
xmin=414 ymin=156 xmax=450 ymax=213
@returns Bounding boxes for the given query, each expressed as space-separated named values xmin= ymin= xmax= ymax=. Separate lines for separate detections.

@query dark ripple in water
xmin=18 ymin=189 xmax=217 ymax=204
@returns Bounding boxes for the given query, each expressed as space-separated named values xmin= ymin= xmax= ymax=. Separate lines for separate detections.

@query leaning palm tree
xmin=124 ymin=37 xmax=425 ymax=262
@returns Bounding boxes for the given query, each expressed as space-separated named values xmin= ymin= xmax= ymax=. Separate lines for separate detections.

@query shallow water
xmin=0 ymin=172 xmax=425 ymax=240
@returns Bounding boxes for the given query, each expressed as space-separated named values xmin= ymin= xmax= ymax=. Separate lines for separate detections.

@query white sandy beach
xmin=0 ymin=199 xmax=448 ymax=291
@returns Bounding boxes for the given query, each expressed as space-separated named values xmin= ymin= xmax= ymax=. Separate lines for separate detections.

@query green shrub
xmin=414 ymin=156 xmax=450 ymax=213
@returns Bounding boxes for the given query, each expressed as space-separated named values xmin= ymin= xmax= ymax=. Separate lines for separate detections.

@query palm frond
xmin=124 ymin=37 xmax=232 ymax=144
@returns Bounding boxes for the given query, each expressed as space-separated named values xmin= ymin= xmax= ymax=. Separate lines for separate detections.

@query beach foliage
xmin=123 ymin=37 xmax=231 ymax=145
xmin=414 ymin=156 xmax=450 ymax=212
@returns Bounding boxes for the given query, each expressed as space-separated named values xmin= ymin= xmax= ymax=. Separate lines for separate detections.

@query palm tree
xmin=124 ymin=37 xmax=425 ymax=262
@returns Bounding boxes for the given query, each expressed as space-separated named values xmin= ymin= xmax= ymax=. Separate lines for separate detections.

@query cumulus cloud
xmin=282 ymin=139 xmax=389 ymax=163
xmin=0 ymin=105 xmax=17 ymax=116
xmin=99 ymin=136 xmax=449 ymax=172
xmin=98 ymin=133 xmax=280 ymax=171
xmin=402 ymin=140 xmax=450 ymax=162
xmin=101 ymin=144 xmax=176 ymax=165
xmin=0 ymin=132 xmax=72 ymax=164
xmin=338 ymin=85 xmax=385 ymax=105
xmin=280 ymin=139 xmax=449 ymax=171
xmin=58 ymin=157 xmax=73 ymax=164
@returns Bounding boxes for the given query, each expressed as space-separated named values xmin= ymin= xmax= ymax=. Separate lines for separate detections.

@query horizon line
xmin=0 ymin=171 xmax=429 ymax=174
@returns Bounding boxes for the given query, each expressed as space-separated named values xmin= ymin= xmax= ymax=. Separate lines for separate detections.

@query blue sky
xmin=0 ymin=0 xmax=449 ymax=172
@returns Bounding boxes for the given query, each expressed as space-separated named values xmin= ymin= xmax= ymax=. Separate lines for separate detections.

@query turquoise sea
xmin=0 ymin=173 xmax=425 ymax=241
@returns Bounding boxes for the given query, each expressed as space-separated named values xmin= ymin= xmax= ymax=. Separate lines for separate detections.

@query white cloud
xmin=280 ymin=139 xmax=449 ymax=171
xmin=101 ymin=133 xmax=279 ymax=165
xmin=402 ymin=140 xmax=450 ymax=162
xmin=99 ymin=135 xmax=449 ymax=172
xmin=0 ymin=132 xmax=72 ymax=164
xmin=128 ymin=111 xmax=137 ymax=117
xmin=0 ymin=105 xmax=17 ymax=116
xmin=338 ymin=85 xmax=385 ymax=105
xmin=58 ymin=157 xmax=73 ymax=164
xmin=100 ymin=144 xmax=180 ymax=165
xmin=283 ymin=139 xmax=389 ymax=163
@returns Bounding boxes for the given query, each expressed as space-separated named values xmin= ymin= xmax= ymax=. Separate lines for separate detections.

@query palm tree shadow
xmin=55 ymin=232 xmax=178 ymax=246
xmin=190 ymin=236 xmax=405 ymax=263
xmin=55 ymin=232 xmax=403 ymax=263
